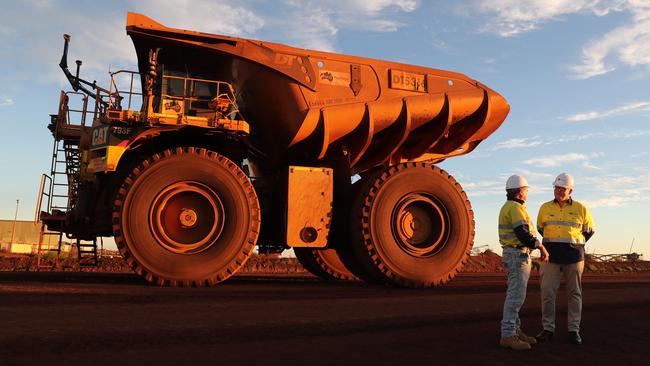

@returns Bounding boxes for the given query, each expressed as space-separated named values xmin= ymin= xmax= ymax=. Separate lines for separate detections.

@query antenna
xmin=628 ymin=238 xmax=635 ymax=253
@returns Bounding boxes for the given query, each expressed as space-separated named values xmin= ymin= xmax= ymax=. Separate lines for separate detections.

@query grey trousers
xmin=540 ymin=261 xmax=585 ymax=332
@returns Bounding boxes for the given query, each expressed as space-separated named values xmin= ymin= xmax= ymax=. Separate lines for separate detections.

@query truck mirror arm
xmin=59 ymin=34 xmax=110 ymax=106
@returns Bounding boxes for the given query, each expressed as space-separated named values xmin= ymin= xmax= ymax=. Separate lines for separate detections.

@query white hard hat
xmin=506 ymin=174 xmax=528 ymax=190
xmin=553 ymin=172 xmax=574 ymax=188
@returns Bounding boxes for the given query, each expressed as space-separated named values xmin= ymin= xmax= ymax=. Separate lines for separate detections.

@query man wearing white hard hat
xmin=498 ymin=174 xmax=549 ymax=350
xmin=535 ymin=173 xmax=595 ymax=345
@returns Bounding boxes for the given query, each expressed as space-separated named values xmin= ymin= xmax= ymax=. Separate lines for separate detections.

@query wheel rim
xmin=391 ymin=193 xmax=448 ymax=257
xmin=149 ymin=181 xmax=225 ymax=254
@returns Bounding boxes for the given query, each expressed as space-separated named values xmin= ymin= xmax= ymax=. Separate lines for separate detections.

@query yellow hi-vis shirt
xmin=537 ymin=199 xmax=595 ymax=245
xmin=498 ymin=200 xmax=535 ymax=248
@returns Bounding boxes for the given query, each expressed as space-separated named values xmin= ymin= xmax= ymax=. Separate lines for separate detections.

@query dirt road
xmin=1 ymin=272 xmax=649 ymax=365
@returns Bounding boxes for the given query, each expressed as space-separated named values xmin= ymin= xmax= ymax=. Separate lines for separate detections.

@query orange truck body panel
xmin=126 ymin=13 xmax=509 ymax=173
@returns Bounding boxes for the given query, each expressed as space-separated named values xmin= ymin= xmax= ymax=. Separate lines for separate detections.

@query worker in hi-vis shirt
xmin=535 ymin=173 xmax=595 ymax=346
xmin=498 ymin=174 xmax=549 ymax=350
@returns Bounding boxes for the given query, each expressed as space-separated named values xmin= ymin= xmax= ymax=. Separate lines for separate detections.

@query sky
xmin=1 ymin=0 xmax=649 ymax=257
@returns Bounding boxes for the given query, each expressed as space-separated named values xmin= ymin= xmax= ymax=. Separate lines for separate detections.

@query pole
xmin=9 ymin=199 xmax=19 ymax=252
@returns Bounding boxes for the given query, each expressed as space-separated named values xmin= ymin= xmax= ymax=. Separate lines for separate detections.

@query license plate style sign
xmin=390 ymin=69 xmax=427 ymax=93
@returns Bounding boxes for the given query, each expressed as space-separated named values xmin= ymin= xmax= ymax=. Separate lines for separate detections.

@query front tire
xmin=113 ymin=147 xmax=260 ymax=286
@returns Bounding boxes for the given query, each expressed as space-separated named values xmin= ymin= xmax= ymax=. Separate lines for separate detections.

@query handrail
xmin=109 ymin=70 xmax=143 ymax=111
xmin=34 ymin=174 xmax=52 ymax=223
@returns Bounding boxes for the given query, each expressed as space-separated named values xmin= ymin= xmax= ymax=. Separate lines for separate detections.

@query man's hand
xmin=538 ymin=244 xmax=549 ymax=263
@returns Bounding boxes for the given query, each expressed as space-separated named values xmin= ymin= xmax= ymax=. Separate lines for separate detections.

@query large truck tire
xmin=113 ymin=147 xmax=260 ymax=286
xmin=334 ymin=172 xmax=388 ymax=284
xmin=349 ymin=163 xmax=474 ymax=287
xmin=294 ymin=248 xmax=358 ymax=281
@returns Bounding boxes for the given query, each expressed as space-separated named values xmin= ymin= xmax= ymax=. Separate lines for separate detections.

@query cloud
xmin=490 ymin=137 xmax=543 ymax=151
xmin=519 ymin=169 xmax=554 ymax=181
xmin=523 ymin=153 xmax=591 ymax=167
xmin=583 ymin=172 xmax=650 ymax=191
xmin=631 ymin=151 xmax=650 ymax=158
xmin=136 ymin=0 xmax=265 ymax=36
xmin=278 ymin=0 xmax=419 ymax=50
xmin=489 ymin=129 xmax=650 ymax=153
xmin=0 ymin=95 xmax=14 ymax=107
xmin=580 ymin=172 xmax=650 ymax=207
xmin=461 ymin=163 xmax=650 ymax=209
xmin=581 ymin=161 xmax=603 ymax=170
xmin=0 ymin=1 xmax=418 ymax=86
xmin=563 ymin=101 xmax=650 ymax=121
xmin=0 ymin=1 xmax=264 ymax=85
xmin=473 ymin=0 xmax=625 ymax=38
xmin=556 ymin=129 xmax=650 ymax=142
xmin=584 ymin=195 xmax=637 ymax=208
xmin=350 ymin=0 xmax=418 ymax=13
xmin=462 ymin=170 xmax=555 ymax=198
xmin=571 ymin=3 xmax=650 ymax=79
xmin=462 ymin=179 xmax=504 ymax=197
xmin=471 ymin=1 xmax=650 ymax=78
xmin=273 ymin=4 xmax=339 ymax=51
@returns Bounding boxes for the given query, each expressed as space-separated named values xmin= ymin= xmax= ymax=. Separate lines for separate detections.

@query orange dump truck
xmin=38 ymin=13 xmax=509 ymax=287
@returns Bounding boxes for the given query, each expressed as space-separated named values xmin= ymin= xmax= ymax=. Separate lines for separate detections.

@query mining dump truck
xmin=37 ymin=13 xmax=509 ymax=287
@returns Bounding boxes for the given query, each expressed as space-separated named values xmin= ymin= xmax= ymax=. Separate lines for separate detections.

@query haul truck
xmin=37 ymin=13 xmax=509 ymax=287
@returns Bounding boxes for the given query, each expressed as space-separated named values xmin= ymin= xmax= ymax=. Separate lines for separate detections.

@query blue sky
xmin=1 ymin=0 xmax=649 ymax=257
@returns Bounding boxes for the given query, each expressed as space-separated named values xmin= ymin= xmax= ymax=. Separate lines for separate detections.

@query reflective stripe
xmin=543 ymin=237 xmax=585 ymax=245
xmin=499 ymin=200 xmax=536 ymax=248
xmin=512 ymin=220 xmax=528 ymax=228
xmin=543 ymin=220 xmax=582 ymax=228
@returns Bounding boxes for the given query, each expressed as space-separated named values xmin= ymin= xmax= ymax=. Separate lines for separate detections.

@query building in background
xmin=0 ymin=220 xmax=70 ymax=254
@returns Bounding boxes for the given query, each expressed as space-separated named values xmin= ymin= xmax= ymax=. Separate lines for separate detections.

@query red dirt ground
xmin=1 ymin=271 xmax=649 ymax=365
xmin=2 ymin=250 xmax=648 ymax=275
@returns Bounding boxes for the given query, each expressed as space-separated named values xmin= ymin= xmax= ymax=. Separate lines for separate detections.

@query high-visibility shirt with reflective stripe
xmin=537 ymin=199 xmax=594 ymax=245
xmin=498 ymin=200 xmax=535 ymax=248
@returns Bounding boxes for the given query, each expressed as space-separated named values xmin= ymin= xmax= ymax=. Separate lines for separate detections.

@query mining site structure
xmin=38 ymin=13 xmax=510 ymax=287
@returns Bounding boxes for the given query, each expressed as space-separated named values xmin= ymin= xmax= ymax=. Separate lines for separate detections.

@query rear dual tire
xmin=346 ymin=163 xmax=474 ymax=287
xmin=294 ymin=247 xmax=357 ymax=281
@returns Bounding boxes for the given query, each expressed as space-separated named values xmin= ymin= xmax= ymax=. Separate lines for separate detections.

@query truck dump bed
xmin=127 ymin=13 xmax=509 ymax=172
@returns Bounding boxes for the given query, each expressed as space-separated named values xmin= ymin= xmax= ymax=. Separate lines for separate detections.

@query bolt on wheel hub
xmin=179 ymin=208 xmax=198 ymax=227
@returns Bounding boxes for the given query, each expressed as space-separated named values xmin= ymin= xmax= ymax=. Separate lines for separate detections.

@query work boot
xmin=517 ymin=329 xmax=537 ymax=344
xmin=568 ymin=331 xmax=583 ymax=345
xmin=535 ymin=330 xmax=554 ymax=343
xmin=500 ymin=336 xmax=532 ymax=350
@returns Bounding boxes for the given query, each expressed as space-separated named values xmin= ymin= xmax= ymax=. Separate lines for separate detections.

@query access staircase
xmin=35 ymin=91 xmax=99 ymax=269
xmin=76 ymin=238 xmax=99 ymax=266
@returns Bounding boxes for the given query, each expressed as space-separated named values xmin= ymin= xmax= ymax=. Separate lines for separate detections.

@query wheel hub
xmin=399 ymin=205 xmax=432 ymax=244
xmin=149 ymin=181 xmax=224 ymax=254
xmin=391 ymin=193 xmax=448 ymax=257
xmin=179 ymin=208 xmax=198 ymax=227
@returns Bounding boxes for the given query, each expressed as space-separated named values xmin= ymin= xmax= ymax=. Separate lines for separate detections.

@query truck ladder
xmin=39 ymin=91 xmax=87 ymax=219
xmin=36 ymin=226 xmax=63 ymax=270
xmin=76 ymin=238 xmax=99 ymax=267
xmin=35 ymin=90 xmax=99 ymax=268
xmin=48 ymin=138 xmax=81 ymax=213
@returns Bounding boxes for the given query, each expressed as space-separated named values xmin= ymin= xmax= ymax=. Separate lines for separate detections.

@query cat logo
xmin=91 ymin=126 xmax=109 ymax=147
